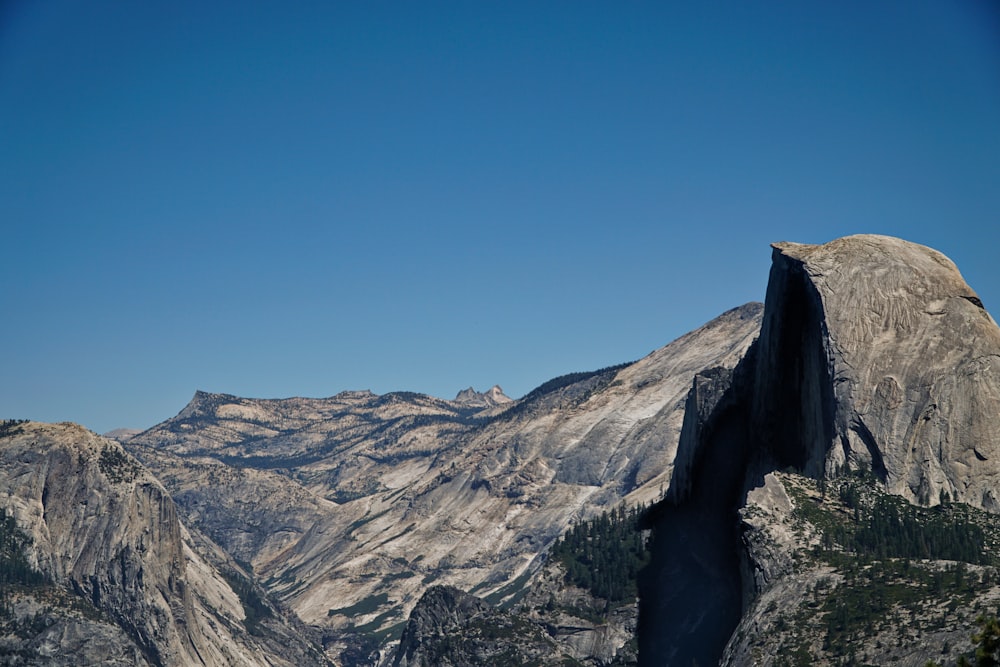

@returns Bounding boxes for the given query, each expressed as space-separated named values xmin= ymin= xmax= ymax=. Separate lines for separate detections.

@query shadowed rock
xmin=641 ymin=234 xmax=1000 ymax=666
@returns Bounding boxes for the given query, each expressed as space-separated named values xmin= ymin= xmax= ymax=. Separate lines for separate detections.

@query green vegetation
xmin=0 ymin=508 xmax=46 ymax=590
xmin=788 ymin=472 xmax=1000 ymax=566
xmin=550 ymin=504 xmax=650 ymax=604
xmin=497 ymin=362 xmax=634 ymax=421
xmin=483 ymin=569 xmax=535 ymax=609
xmin=98 ymin=445 xmax=141 ymax=484
xmin=328 ymin=592 xmax=389 ymax=618
xmin=0 ymin=506 xmax=59 ymax=642
xmin=413 ymin=606 xmax=579 ymax=667
xmin=767 ymin=471 xmax=1000 ymax=664
xmin=0 ymin=420 xmax=27 ymax=439
xmin=220 ymin=569 xmax=272 ymax=636
xmin=926 ymin=614 xmax=1000 ymax=666
xmin=818 ymin=476 xmax=992 ymax=564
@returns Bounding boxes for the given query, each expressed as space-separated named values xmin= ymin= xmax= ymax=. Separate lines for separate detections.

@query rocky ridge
xmin=723 ymin=470 xmax=1000 ymax=666
xmin=0 ymin=421 xmax=328 ymax=666
xmin=5 ymin=234 xmax=997 ymax=665
xmin=125 ymin=302 xmax=763 ymax=662
xmin=452 ymin=385 xmax=512 ymax=410
xmin=392 ymin=586 xmax=570 ymax=667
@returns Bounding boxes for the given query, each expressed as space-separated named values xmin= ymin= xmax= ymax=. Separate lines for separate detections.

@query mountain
xmin=103 ymin=427 xmax=142 ymax=442
xmin=0 ymin=420 xmax=328 ymax=666
xmin=7 ymin=233 xmax=993 ymax=665
xmin=122 ymin=302 xmax=763 ymax=664
xmin=641 ymin=234 xmax=1000 ymax=666
xmin=452 ymin=385 xmax=512 ymax=410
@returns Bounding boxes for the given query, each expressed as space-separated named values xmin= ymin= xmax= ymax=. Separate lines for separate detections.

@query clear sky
xmin=2 ymin=1 xmax=999 ymax=434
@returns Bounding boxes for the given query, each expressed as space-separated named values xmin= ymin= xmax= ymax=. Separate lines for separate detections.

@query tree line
xmin=549 ymin=503 xmax=650 ymax=604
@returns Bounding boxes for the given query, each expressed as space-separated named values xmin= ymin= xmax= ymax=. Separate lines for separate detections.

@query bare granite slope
xmin=0 ymin=421 xmax=328 ymax=666
xmin=766 ymin=235 xmax=1000 ymax=508
xmin=126 ymin=302 xmax=763 ymax=661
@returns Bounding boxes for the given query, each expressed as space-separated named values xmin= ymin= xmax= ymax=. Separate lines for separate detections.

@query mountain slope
xmin=126 ymin=302 xmax=763 ymax=662
xmin=0 ymin=421 xmax=328 ymax=666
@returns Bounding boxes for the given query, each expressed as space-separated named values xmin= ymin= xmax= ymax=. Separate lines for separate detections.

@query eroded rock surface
xmin=0 ymin=421 xmax=327 ymax=666
xmin=768 ymin=235 xmax=1000 ymax=507
xmin=126 ymin=302 xmax=763 ymax=653
xmin=642 ymin=235 xmax=1000 ymax=665
xmin=392 ymin=586 xmax=569 ymax=667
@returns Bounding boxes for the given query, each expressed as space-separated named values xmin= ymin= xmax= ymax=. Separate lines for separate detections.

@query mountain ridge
xmin=11 ymin=234 xmax=999 ymax=666
xmin=122 ymin=301 xmax=764 ymax=663
xmin=0 ymin=421 xmax=329 ymax=666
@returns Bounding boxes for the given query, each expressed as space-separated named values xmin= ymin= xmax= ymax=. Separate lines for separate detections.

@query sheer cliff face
xmin=767 ymin=235 xmax=1000 ymax=508
xmin=642 ymin=234 xmax=1000 ymax=666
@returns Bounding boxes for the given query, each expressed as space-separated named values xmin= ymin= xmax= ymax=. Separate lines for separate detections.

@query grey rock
xmin=0 ymin=422 xmax=328 ymax=666
xmin=452 ymin=385 xmax=512 ymax=409
xmin=392 ymin=586 xmax=568 ymax=667
xmin=517 ymin=560 xmax=638 ymax=665
xmin=126 ymin=302 xmax=763 ymax=653
xmin=642 ymin=234 xmax=1000 ymax=666
xmin=764 ymin=235 xmax=1000 ymax=507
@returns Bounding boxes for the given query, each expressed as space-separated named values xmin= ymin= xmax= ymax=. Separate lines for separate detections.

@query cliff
xmin=642 ymin=235 xmax=1000 ymax=665
xmin=0 ymin=421 xmax=327 ymax=666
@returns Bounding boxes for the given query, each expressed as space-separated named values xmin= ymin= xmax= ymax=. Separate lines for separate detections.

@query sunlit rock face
xmin=0 ymin=421 xmax=327 ymax=667
xmin=641 ymin=235 xmax=1000 ymax=666
xmin=125 ymin=302 xmax=763 ymax=655
xmin=766 ymin=235 xmax=1000 ymax=508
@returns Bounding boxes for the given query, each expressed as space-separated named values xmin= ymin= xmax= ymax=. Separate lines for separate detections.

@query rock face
xmin=515 ymin=559 xmax=639 ymax=665
xmin=722 ymin=470 xmax=1000 ymax=667
xmin=392 ymin=586 xmax=569 ymax=667
xmin=125 ymin=303 xmax=763 ymax=662
xmin=762 ymin=236 xmax=1000 ymax=507
xmin=452 ymin=385 xmax=512 ymax=410
xmin=641 ymin=235 xmax=1000 ymax=665
xmin=0 ymin=421 xmax=328 ymax=666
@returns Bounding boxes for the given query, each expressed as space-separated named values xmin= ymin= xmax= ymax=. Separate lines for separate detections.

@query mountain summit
xmin=122 ymin=302 xmax=762 ymax=664
xmin=452 ymin=384 xmax=512 ymax=408
xmin=642 ymin=234 xmax=1000 ymax=667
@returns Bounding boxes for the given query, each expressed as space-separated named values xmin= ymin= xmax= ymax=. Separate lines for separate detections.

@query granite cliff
xmin=0 ymin=421 xmax=328 ymax=666
xmin=642 ymin=234 xmax=1000 ymax=666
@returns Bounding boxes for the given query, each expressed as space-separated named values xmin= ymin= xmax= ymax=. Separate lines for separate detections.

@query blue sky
xmin=2 ymin=1 xmax=999 ymax=434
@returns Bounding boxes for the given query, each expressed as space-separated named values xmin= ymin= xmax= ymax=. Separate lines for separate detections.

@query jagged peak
xmin=453 ymin=385 xmax=512 ymax=407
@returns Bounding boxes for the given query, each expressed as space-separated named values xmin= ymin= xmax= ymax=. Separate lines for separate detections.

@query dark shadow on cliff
xmin=639 ymin=401 xmax=749 ymax=667
xmin=639 ymin=251 xmax=839 ymax=665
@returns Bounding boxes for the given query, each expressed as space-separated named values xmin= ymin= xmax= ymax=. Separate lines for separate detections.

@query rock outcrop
xmin=392 ymin=586 xmax=569 ymax=667
xmin=762 ymin=235 xmax=1000 ymax=507
xmin=516 ymin=559 xmax=639 ymax=665
xmin=452 ymin=385 xmax=512 ymax=410
xmin=641 ymin=235 xmax=1000 ymax=665
xmin=0 ymin=421 xmax=328 ymax=666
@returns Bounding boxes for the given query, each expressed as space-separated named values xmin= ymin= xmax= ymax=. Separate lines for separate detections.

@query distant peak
xmin=176 ymin=390 xmax=234 ymax=420
xmin=453 ymin=385 xmax=512 ymax=407
xmin=485 ymin=385 xmax=511 ymax=402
